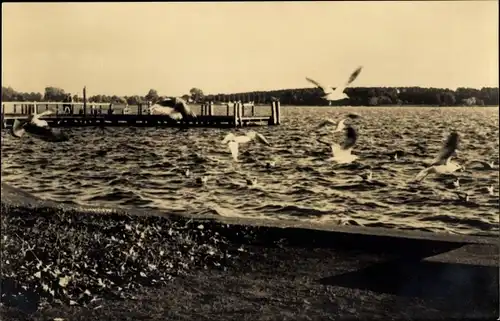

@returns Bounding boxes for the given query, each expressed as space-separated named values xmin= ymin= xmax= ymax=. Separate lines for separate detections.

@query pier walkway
xmin=1 ymin=101 xmax=281 ymax=129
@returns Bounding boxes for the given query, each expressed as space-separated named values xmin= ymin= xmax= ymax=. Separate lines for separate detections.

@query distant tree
xmin=181 ymin=94 xmax=190 ymax=101
xmin=368 ymin=96 xmax=378 ymax=106
xmin=189 ymin=88 xmax=204 ymax=102
xmin=145 ymin=89 xmax=159 ymax=103
xmin=2 ymin=86 xmax=18 ymax=101
xmin=442 ymin=92 xmax=456 ymax=106
xmin=44 ymin=87 xmax=66 ymax=102
xmin=126 ymin=95 xmax=143 ymax=105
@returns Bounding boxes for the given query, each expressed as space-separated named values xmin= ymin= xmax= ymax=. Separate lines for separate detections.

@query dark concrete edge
xmin=1 ymin=182 xmax=498 ymax=249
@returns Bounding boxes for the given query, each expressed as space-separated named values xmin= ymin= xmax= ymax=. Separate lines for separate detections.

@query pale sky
xmin=2 ymin=1 xmax=498 ymax=97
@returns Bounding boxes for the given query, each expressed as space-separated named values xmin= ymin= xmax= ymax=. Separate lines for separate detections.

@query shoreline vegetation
xmin=2 ymin=85 xmax=499 ymax=107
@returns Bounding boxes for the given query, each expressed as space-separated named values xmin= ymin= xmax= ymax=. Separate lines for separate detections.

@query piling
xmin=209 ymin=101 xmax=214 ymax=116
xmin=233 ymin=102 xmax=238 ymax=127
xmin=270 ymin=102 xmax=277 ymax=125
xmin=238 ymin=102 xmax=243 ymax=126
xmin=275 ymin=101 xmax=281 ymax=125
xmin=83 ymin=86 xmax=87 ymax=116
xmin=1 ymin=103 xmax=5 ymax=129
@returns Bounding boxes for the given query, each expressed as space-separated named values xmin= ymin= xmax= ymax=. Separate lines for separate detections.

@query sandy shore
xmin=1 ymin=182 xmax=498 ymax=320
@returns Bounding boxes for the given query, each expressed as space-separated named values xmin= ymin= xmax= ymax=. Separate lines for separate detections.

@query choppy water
xmin=1 ymin=106 xmax=499 ymax=236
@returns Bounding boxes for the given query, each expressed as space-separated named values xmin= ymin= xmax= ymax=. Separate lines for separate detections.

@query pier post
xmin=13 ymin=104 xmax=16 ymax=114
xmin=242 ymin=103 xmax=245 ymax=117
xmin=226 ymin=103 xmax=230 ymax=116
xmin=270 ymin=101 xmax=277 ymax=125
xmin=252 ymin=104 xmax=255 ymax=116
xmin=209 ymin=101 xmax=214 ymax=116
xmin=238 ymin=102 xmax=243 ymax=127
xmin=1 ymin=103 xmax=4 ymax=129
xmin=233 ymin=102 xmax=238 ymax=127
xmin=201 ymin=103 xmax=205 ymax=116
xmin=276 ymin=101 xmax=281 ymax=125
xmin=83 ymin=86 xmax=87 ymax=117
xmin=33 ymin=102 xmax=37 ymax=115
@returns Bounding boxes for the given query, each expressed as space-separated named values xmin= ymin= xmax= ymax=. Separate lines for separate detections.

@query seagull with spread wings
xmin=221 ymin=131 xmax=271 ymax=161
xmin=10 ymin=109 xmax=69 ymax=142
xmin=413 ymin=132 xmax=464 ymax=182
xmin=306 ymin=66 xmax=363 ymax=105
xmin=316 ymin=113 xmax=362 ymax=133
xmin=317 ymin=126 xmax=359 ymax=164
xmin=149 ymin=97 xmax=197 ymax=120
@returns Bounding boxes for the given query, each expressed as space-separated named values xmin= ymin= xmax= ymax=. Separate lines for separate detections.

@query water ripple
xmin=1 ymin=106 xmax=498 ymax=235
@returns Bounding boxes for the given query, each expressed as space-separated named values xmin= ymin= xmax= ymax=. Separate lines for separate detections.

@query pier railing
xmin=1 ymin=101 xmax=281 ymax=128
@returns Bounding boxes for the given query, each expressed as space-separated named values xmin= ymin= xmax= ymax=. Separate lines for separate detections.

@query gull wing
xmin=221 ymin=133 xmax=235 ymax=144
xmin=341 ymin=126 xmax=357 ymax=150
xmin=431 ymin=132 xmax=459 ymax=165
xmin=33 ymin=109 xmax=53 ymax=120
xmin=228 ymin=141 xmax=239 ymax=161
xmin=333 ymin=66 xmax=363 ymax=95
xmin=174 ymin=98 xmax=197 ymax=118
xmin=345 ymin=66 xmax=363 ymax=87
xmin=335 ymin=118 xmax=347 ymax=131
xmin=317 ymin=118 xmax=337 ymax=129
xmin=465 ymin=160 xmax=492 ymax=169
xmin=150 ymin=104 xmax=176 ymax=116
xmin=254 ymin=132 xmax=271 ymax=146
xmin=306 ymin=77 xmax=332 ymax=94
xmin=10 ymin=119 xmax=26 ymax=138
xmin=346 ymin=113 xmax=362 ymax=120
xmin=167 ymin=112 xmax=183 ymax=120
xmin=414 ymin=167 xmax=433 ymax=182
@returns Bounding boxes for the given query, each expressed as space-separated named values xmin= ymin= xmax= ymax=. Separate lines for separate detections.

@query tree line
xmin=2 ymin=85 xmax=498 ymax=107
xmin=205 ymin=86 xmax=499 ymax=106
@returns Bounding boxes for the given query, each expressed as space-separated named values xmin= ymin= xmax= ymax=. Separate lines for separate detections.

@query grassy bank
xmin=1 ymin=195 xmax=497 ymax=320
xmin=0 ymin=202 xmax=252 ymax=313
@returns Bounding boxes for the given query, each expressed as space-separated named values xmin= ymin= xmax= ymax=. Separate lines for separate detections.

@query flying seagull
xmin=413 ymin=132 xmax=464 ymax=182
xmin=316 ymin=113 xmax=362 ymax=133
xmin=318 ymin=126 xmax=359 ymax=164
xmin=149 ymin=97 xmax=197 ymax=120
xmin=10 ymin=110 xmax=69 ymax=142
xmin=306 ymin=66 xmax=363 ymax=104
xmin=221 ymin=131 xmax=271 ymax=161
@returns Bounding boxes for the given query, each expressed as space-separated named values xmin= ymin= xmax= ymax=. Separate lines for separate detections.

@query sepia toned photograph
xmin=1 ymin=1 xmax=498 ymax=320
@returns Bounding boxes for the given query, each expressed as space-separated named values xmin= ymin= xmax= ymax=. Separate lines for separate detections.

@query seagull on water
xmin=266 ymin=161 xmax=276 ymax=169
xmin=196 ymin=176 xmax=209 ymax=185
xmin=318 ymin=126 xmax=359 ymax=164
xmin=306 ymin=66 xmax=363 ymax=105
xmin=221 ymin=131 xmax=271 ymax=161
xmin=358 ymin=169 xmax=373 ymax=181
xmin=486 ymin=185 xmax=495 ymax=196
xmin=316 ymin=113 xmax=362 ymax=133
xmin=413 ymin=132 xmax=464 ymax=182
xmin=10 ymin=109 xmax=69 ymax=142
xmin=454 ymin=191 xmax=470 ymax=202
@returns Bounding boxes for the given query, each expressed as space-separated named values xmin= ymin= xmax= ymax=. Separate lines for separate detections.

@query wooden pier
xmin=1 ymin=101 xmax=281 ymax=129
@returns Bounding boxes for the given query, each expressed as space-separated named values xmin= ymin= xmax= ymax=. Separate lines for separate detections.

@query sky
xmin=2 ymin=1 xmax=498 ymax=97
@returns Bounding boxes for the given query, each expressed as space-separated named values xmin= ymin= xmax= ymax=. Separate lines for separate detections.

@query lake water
xmin=1 ymin=106 xmax=498 ymax=236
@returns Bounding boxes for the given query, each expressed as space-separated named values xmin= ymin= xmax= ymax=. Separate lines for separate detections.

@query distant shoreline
xmin=2 ymin=86 xmax=499 ymax=108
